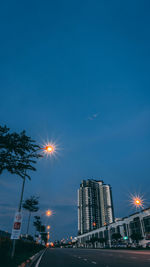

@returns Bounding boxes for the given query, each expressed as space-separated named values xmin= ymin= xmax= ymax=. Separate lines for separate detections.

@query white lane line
xmin=35 ymin=250 xmax=46 ymax=267
xmin=30 ymin=252 xmax=39 ymax=260
xmin=84 ymin=258 xmax=87 ymax=261
xmin=91 ymin=261 xmax=97 ymax=264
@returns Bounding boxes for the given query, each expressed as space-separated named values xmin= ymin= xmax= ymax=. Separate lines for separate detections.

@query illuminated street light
xmin=41 ymin=143 xmax=56 ymax=157
xmin=46 ymin=210 xmax=52 ymax=217
xmin=133 ymin=197 xmax=143 ymax=207
xmin=130 ymin=194 xmax=144 ymax=209
xmin=47 ymin=225 xmax=50 ymax=230
xmin=41 ymin=139 xmax=60 ymax=159
xmin=45 ymin=145 xmax=55 ymax=153
xmin=11 ymin=141 xmax=57 ymax=258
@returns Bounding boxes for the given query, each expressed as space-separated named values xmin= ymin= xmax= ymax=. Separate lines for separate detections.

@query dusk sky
xmin=0 ymin=0 xmax=150 ymax=241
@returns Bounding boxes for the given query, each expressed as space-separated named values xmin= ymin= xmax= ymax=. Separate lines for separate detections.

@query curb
xmin=18 ymin=250 xmax=45 ymax=267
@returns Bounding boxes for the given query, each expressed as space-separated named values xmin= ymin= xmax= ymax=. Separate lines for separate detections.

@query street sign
xmin=11 ymin=212 xmax=22 ymax=240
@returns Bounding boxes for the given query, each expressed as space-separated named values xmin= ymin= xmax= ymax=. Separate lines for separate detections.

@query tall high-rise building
xmin=78 ymin=179 xmax=114 ymax=235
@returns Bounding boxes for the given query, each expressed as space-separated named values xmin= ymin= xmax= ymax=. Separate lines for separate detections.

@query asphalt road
xmin=32 ymin=248 xmax=150 ymax=267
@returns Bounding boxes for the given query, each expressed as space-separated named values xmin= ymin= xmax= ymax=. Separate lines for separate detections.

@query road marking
xmin=78 ymin=256 xmax=81 ymax=259
xmin=84 ymin=258 xmax=87 ymax=261
xmin=91 ymin=261 xmax=97 ymax=264
xmin=30 ymin=252 xmax=39 ymax=260
xmin=35 ymin=250 xmax=46 ymax=267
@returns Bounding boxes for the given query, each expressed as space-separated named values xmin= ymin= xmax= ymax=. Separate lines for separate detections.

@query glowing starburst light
xmin=41 ymin=139 xmax=60 ymax=159
xmin=46 ymin=210 xmax=52 ymax=217
xmin=130 ymin=194 xmax=144 ymax=209
xmin=45 ymin=144 xmax=55 ymax=153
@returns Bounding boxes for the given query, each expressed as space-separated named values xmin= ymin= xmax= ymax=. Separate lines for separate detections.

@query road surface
xmin=31 ymin=248 xmax=150 ymax=267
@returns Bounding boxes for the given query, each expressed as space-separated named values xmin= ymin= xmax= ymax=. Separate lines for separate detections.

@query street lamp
xmin=46 ymin=210 xmax=52 ymax=217
xmin=93 ymin=222 xmax=96 ymax=227
xmin=18 ymin=145 xmax=55 ymax=212
xmin=11 ymin=144 xmax=55 ymax=258
xmin=130 ymin=194 xmax=144 ymax=209
xmin=19 ymin=145 xmax=55 ymax=211
xmin=42 ymin=144 xmax=56 ymax=156
xmin=134 ymin=198 xmax=142 ymax=207
xmin=45 ymin=145 xmax=55 ymax=153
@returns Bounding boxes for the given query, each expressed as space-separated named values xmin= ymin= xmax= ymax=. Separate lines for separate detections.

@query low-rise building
xmin=77 ymin=207 xmax=150 ymax=248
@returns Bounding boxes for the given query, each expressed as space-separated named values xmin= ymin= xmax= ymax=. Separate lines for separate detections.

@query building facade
xmin=78 ymin=179 xmax=114 ymax=235
xmin=77 ymin=207 xmax=150 ymax=248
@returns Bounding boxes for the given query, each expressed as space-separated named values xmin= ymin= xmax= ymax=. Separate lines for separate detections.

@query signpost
xmin=11 ymin=212 xmax=22 ymax=240
xmin=11 ymin=177 xmax=25 ymax=258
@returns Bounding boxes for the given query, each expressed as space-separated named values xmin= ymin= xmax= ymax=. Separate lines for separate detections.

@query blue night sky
xmin=0 ymin=0 xmax=150 ymax=241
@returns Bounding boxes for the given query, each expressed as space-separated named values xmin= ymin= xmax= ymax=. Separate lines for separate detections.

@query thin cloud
xmin=88 ymin=112 xmax=100 ymax=121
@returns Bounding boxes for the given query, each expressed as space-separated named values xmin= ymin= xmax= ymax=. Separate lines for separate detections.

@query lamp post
xmin=11 ymin=144 xmax=55 ymax=258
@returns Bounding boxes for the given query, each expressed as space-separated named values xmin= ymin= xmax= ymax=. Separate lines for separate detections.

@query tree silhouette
xmin=0 ymin=125 xmax=42 ymax=180
xmin=33 ymin=216 xmax=48 ymax=245
xmin=23 ymin=196 xmax=39 ymax=235
xmin=33 ymin=216 xmax=42 ymax=234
